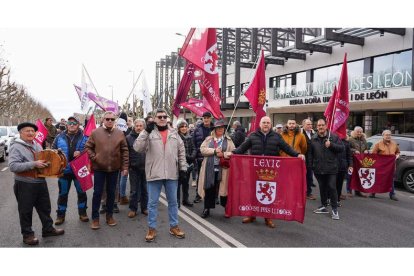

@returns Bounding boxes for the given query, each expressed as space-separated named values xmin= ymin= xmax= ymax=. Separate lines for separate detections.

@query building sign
xmin=275 ymin=70 xmax=412 ymax=100
xmin=289 ymin=90 xmax=388 ymax=106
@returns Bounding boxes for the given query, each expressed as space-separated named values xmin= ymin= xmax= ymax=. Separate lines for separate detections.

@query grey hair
xmin=382 ymin=129 xmax=392 ymax=136
xmin=103 ymin=111 xmax=117 ymax=117
xmin=354 ymin=126 xmax=363 ymax=132
xmin=233 ymin=120 xmax=241 ymax=127
xmin=134 ymin=118 xmax=146 ymax=128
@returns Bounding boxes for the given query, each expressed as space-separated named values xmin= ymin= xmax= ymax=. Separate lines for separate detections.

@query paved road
xmin=1 ymin=158 xmax=414 ymax=248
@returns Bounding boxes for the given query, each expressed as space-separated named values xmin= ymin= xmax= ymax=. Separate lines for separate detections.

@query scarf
xmin=204 ymin=136 xmax=228 ymax=190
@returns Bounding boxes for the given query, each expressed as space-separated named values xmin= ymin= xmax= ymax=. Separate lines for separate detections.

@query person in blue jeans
xmin=134 ymin=108 xmax=187 ymax=242
xmin=126 ymin=119 xmax=148 ymax=218
xmin=52 ymin=116 xmax=89 ymax=225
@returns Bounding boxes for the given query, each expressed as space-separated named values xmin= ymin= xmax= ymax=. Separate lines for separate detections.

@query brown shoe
xmin=42 ymin=228 xmax=65 ymax=237
xmin=106 ymin=215 xmax=117 ymax=226
xmin=346 ymin=192 xmax=353 ymax=197
xmin=306 ymin=194 xmax=317 ymax=200
xmin=128 ymin=210 xmax=137 ymax=218
xmin=265 ymin=218 xmax=276 ymax=228
xmin=91 ymin=219 xmax=100 ymax=230
xmin=145 ymin=228 xmax=156 ymax=242
xmin=141 ymin=209 xmax=149 ymax=216
xmin=242 ymin=217 xmax=256 ymax=224
xmin=23 ymin=235 xmax=39 ymax=246
xmin=169 ymin=226 xmax=185 ymax=239
xmin=339 ymin=195 xmax=347 ymax=200
xmin=120 ymin=196 xmax=129 ymax=205
xmin=79 ymin=214 xmax=89 ymax=222
xmin=55 ymin=216 xmax=65 ymax=225
xmin=355 ymin=191 xmax=368 ymax=198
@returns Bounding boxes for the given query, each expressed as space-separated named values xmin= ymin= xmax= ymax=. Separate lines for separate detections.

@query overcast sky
xmin=0 ymin=28 xmax=188 ymax=121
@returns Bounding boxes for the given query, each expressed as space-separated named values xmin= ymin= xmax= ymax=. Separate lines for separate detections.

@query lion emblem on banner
xmin=77 ymin=166 xmax=90 ymax=178
xmin=358 ymin=157 xmax=376 ymax=189
xmin=255 ymin=168 xmax=277 ymax=205
xmin=35 ymin=131 xmax=44 ymax=142
xmin=202 ymin=43 xmax=219 ymax=74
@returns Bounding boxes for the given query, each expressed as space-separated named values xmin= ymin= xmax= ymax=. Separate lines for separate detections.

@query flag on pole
xmin=80 ymin=68 xmax=91 ymax=112
xmin=179 ymin=28 xmax=223 ymax=119
xmin=324 ymin=54 xmax=349 ymax=139
xmin=244 ymin=49 xmax=267 ymax=131
xmin=34 ymin=119 xmax=48 ymax=145
xmin=87 ymin=93 xmax=119 ymax=114
xmin=139 ymin=73 xmax=153 ymax=117
xmin=84 ymin=114 xmax=97 ymax=137
xmin=180 ymin=98 xmax=211 ymax=117
xmin=173 ymin=62 xmax=196 ymax=118
xmin=70 ymin=151 xmax=94 ymax=192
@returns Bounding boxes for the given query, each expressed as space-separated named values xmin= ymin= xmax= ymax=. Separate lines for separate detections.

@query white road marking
xmin=160 ymin=192 xmax=246 ymax=248
xmin=1 ymin=167 xmax=8 ymax=172
xmin=158 ymin=197 xmax=230 ymax=248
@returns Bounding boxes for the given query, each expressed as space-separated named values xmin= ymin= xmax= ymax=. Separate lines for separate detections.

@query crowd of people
xmin=8 ymin=110 xmax=401 ymax=246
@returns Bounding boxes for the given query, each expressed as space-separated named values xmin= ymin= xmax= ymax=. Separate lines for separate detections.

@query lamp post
xmin=108 ymin=85 xmax=114 ymax=101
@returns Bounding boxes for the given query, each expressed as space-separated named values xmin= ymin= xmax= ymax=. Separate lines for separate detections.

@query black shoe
xmin=182 ymin=201 xmax=194 ymax=207
xmin=99 ymin=204 xmax=107 ymax=214
xmin=311 ymin=184 xmax=316 ymax=187
xmin=113 ymin=204 xmax=120 ymax=213
xmin=215 ymin=198 xmax=220 ymax=205
xmin=193 ymin=196 xmax=202 ymax=203
xmin=201 ymin=209 xmax=210 ymax=218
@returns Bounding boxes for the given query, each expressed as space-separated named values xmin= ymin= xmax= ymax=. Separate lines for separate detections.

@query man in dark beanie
xmin=9 ymin=122 xmax=64 ymax=246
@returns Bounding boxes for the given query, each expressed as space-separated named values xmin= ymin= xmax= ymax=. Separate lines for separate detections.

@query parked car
xmin=0 ymin=138 xmax=5 ymax=162
xmin=366 ymin=134 xmax=414 ymax=193
xmin=5 ymin=126 xmax=19 ymax=155
xmin=0 ymin=126 xmax=19 ymax=156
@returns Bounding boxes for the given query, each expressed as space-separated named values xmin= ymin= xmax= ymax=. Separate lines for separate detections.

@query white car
xmin=0 ymin=126 xmax=19 ymax=156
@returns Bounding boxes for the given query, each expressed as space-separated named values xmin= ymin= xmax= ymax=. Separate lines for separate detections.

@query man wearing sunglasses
xmin=85 ymin=111 xmax=129 ymax=230
xmin=52 ymin=116 xmax=89 ymax=225
xmin=134 ymin=108 xmax=187 ymax=242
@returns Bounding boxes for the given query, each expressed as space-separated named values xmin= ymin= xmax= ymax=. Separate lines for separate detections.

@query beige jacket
xmin=197 ymin=133 xmax=235 ymax=198
xmin=134 ymin=128 xmax=186 ymax=181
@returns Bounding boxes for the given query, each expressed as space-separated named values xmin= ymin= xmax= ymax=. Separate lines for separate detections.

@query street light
xmin=108 ymin=85 xmax=114 ymax=101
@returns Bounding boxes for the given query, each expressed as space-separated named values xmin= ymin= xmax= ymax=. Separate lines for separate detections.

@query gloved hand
xmin=145 ymin=122 xmax=155 ymax=133
xmin=179 ymin=170 xmax=187 ymax=181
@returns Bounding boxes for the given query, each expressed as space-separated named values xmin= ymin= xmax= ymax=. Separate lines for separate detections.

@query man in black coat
xmin=230 ymin=120 xmax=246 ymax=148
xmin=302 ymin=119 xmax=317 ymax=200
xmin=309 ymin=119 xmax=344 ymax=220
xmin=232 ymin=116 xmax=305 ymax=228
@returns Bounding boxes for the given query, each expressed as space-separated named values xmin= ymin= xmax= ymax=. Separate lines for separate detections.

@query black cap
xmin=17 ymin=122 xmax=38 ymax=132
xmin=67 ymin=116 xmax=79 ymax=123
xmin=202 ymin=111 xmax=212 ymax=118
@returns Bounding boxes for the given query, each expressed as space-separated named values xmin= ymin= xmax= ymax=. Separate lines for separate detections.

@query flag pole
xmin=82 ymin=64 xmax=100 ymax=97
xmin=225 ymin=51 xmax=262 ymax=134
xmin=123 ymin=69 xmax=144 ymax=112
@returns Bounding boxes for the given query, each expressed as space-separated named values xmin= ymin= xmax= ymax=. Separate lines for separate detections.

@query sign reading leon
xmin=226 ymin=155 xmax=307 ymax=223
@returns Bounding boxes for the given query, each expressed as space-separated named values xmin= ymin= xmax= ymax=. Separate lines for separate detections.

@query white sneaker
xmin=331 ymin=210 xmax=340 ymax=220
xmin=191 ymin=180 xmax=196 ymax=187
xmin=313 ymin=206 xmax=329 ymax=214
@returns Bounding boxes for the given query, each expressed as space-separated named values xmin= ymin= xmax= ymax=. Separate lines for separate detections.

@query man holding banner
xmin=51 ymin=116 xmax=89 ymax=225
xmin=232 ymin=116 xmax=304 ymax=228
xmin=369 ymin=130 xmax=400 ymax=201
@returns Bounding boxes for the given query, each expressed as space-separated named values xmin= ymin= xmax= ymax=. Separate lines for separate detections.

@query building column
xmin=364 ymin=110 xmax=373 ymax=137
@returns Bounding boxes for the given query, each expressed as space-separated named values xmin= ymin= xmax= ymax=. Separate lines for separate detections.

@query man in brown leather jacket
xmin=85 ymin=111 xmax=129 ymax=230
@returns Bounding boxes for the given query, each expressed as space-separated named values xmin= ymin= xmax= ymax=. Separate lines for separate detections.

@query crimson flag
xmin=324 ymin=86 xmax=337 ymax=131
xmin=331 ymin=54 xmax=349 ymax=139
xmin=226 ymin=154 xmax=307 ymax=223
xmin=179 ymin=28 xmax=223 ymax=119
xmin=84 ymin=114 xmax=97 ymax=137
xmin=173 ymin=62 xmax=196 ymax=118
xmin=34 ymin=119 xmax=48 ymax=145
xmin=244 ymin=50 xmax=267 ymax=131
xmin=180 ymin=98 xmax=211 ymax=117
xmin=350 ymin=153 xmax=396 ymax=193
xmin=70 ymin=151 xmax=94 ymax=192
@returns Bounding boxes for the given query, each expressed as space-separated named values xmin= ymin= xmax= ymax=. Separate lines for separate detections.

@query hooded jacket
xmin=8 ymin=138 xmax=46 ymax=183
xmin=280 ymin=126 xmax=307 ymax=156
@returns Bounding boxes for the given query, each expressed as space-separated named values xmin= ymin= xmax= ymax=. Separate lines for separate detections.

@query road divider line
xmin=161 ymin=192 xmax=246 ymax=248
xmin=158 ymin=196 xmax=230 ymax=248
xmin=1 ymin=167 xmax=8 ymax=172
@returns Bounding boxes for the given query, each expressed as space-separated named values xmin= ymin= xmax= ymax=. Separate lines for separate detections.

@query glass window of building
xmin=372 ymin=50 xmax=412 ymax=89
xmin=273 ymin=74 xmax=292 ymax=99
xmin=312 ymin=67 xmax=328 ymax=95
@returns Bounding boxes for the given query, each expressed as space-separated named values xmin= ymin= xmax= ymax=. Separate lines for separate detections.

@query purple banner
xmin=87 ymin=92 xmax=119 ymax=114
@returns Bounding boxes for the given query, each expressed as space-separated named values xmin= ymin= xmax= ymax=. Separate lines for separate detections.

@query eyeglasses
xmin=105 ymin=118 xmax=116 ymax=121
xmin=157 ymin=115 xmax=168 ymax=120
xmin=67 ymin=122 xmax=78 ymax=126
